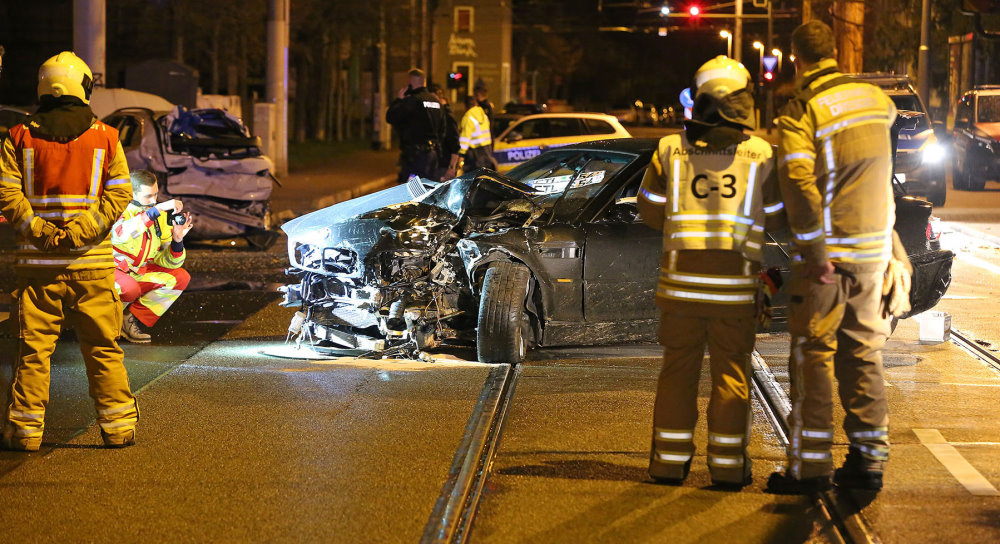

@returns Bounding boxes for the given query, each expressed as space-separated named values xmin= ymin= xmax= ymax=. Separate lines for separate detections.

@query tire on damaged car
xmin=477 ymin=261 xmax=533 ymax=364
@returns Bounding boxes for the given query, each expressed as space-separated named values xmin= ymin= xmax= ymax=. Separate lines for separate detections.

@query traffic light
xmin=762 ymin=55 xmax=778 ymax=83
xmin=447 ymin=66 xmax=469 ymax=90
xmin=688 ymin=5 xmax=701 ymax=17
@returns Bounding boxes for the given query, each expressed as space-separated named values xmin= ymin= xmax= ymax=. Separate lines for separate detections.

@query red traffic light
xmin=688 ymin=5 xmax=701 ymax=16
xmin=764 ymin=72 xmax=774 ymax=81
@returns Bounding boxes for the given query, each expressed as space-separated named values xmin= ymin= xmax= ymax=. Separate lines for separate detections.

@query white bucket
xmin=916 ymin=311 xmax=951 ymax=344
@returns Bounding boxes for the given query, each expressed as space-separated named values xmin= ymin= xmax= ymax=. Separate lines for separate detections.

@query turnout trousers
xmin=115 ymin=265 xmax=190 ymax=327
xmin=650 ymin=311 xmax=756 ymax=484
xmin=4 ymin=270 xmax=138 ymax=450
xmin=785 ymin=263 xmax=890 ymax=479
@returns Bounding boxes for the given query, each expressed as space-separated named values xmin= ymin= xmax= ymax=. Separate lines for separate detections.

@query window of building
xmin=455 ymin=6 xmax=474 ymax=33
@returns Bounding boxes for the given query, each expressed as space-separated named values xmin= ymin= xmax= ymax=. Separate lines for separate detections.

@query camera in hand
xmin=166 ymin=210 xmax=186 ymax=226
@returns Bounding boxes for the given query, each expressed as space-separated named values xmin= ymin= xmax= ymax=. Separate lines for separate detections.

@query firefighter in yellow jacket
xmin=766 ymin=21 xmax=901 ymax=494
xmin=0 ymin=52 xmax=138 ymax=450
xmin=638 ymin=56 xmax=783 ymax=488
xmin=112 ymin=169 xmax=193 ymax=343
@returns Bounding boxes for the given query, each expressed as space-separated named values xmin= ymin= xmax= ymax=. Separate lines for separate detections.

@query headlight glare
xmin=922 ymin=143 xmax=945 ymax=164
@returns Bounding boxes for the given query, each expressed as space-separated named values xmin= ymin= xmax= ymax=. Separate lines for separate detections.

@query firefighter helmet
xmin=38 ymin=52 xmax=94 ymax=104
xmin=693 ymin=56 xmax=752 ymax=101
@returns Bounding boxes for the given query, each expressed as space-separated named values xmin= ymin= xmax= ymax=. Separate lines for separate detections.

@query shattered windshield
xmin=889 ymin=94 xmax=930 ymax=131
xmin=506 ymin=150 xmax=634 ymax=222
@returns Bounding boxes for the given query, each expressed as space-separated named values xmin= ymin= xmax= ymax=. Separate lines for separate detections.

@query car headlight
xmin=921 ymin=142 xmax=946 ymax=164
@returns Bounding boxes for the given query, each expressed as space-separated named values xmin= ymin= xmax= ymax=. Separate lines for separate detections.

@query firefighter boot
xmin=121 ymin=311 xmax=151 ymax=343
xmin=834 ymin=448 xmax=884 ymax=491
xmin=765 ymin=470 xmax=833 ymax=495
xmin=101 ymin=428 xmax=136 ymax=448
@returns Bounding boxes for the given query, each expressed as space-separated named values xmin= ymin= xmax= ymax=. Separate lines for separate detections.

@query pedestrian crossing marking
xmin=913 ymin=428 xmax=1000 ymax=496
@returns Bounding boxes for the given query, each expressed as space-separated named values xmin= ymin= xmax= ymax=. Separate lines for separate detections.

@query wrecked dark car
xmin=280 ymin=139 xmax=953 ymax=364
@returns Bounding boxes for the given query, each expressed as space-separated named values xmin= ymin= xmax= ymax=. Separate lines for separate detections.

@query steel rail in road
xmin=950 ymin=328 xmax=1000 ymax=376
xmin=750 ymin=352 xmax=881 ymax=544
xmin=422 ymin=363 xmax=521 ymax=544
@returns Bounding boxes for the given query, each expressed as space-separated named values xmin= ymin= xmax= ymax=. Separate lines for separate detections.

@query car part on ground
xmin=102 ymin=106 xmax=277 ymax=249
xmin=952 ymin=86 xmax=1000 ymax=192
xmin=279 ymin=139 xmax=953 ymax=364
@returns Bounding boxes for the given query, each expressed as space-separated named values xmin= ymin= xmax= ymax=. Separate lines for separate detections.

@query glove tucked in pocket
xmin=882 ymin=258 xmax=912 ymax=318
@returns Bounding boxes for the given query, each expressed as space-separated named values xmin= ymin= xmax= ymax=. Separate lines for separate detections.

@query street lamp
xmin=771 ymin=48 xmax=783 ymax=72
xmin=752 ymin=40 xmax=764 ymax=78
xmin=720 ymin=30 xmax=732 ymax=57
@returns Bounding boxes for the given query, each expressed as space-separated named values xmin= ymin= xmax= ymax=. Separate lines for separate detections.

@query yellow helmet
xmin=37 ymin=52 xmax=94 ymax=104
xmin=693 ymin=55 xmax=752 ymax=100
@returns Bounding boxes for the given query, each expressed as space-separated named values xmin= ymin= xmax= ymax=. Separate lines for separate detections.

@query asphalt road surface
xmin=3 ymin=177 xmax=1000 ymax=542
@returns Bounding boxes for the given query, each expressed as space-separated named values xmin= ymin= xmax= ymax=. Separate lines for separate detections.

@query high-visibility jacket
xmin=0 ymin=120 xmax=131 ymax=274
xmin=638 ymin=131 xmax=781 ymax=310
xmin=459 ymin=105 xmax=491 ymax=153
xmin=112 ymin=202 xmax=186 ymax=274
xmin=776 ymin=58 xmax=897 ymax=267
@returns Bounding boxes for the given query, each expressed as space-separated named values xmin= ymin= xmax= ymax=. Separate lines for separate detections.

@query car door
xmin=953 ymin=95 xmax=975 ymax=172
xmin=581 ymin=193 xmax=661 ymax=323
xmin=494 ymin=117 xmax=590 ymax=172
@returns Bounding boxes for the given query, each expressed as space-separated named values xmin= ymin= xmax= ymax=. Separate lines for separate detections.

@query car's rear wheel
xmin=927 ymin=181 xmax=946 ymax=207
xmin=952 ymin=158 xmax=969 ymax=190
xmin=477 ymin=261 xmax=532 ymax=364
xmin=967 ymin=158 xmax=987 ymax=191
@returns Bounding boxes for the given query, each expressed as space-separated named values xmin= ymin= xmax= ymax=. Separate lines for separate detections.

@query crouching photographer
xmin=111 ymin=169 xmax=193 ymax=343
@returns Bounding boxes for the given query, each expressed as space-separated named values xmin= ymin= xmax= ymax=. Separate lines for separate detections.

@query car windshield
xmin=978 ymin=95 xmax=1000 ymax=123
xmin=889 ymin=94 xmax=930 ymax=130
xmin=506 ymin=149 xmax=635 ymax=222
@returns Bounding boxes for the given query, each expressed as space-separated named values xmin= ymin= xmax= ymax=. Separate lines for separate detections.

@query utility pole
xmin=765 ymin=0 xmax=773 ymax=131
xmin=833 ymin=0 xmax=864 ymax=73
xmin=421 ymin=0 xmax=430 ymax=71
xmin=377 ymin=2 xmax=391 ymax=151
xmin=917 ymin=0 xmax=931 ymax=106
xmin=734 ymin=0 xmax=743 ymax=62
xmin=73 ymin=0 xmax=106 ymax=87
xmin=267 ymin=0 xmax=289 ymax=176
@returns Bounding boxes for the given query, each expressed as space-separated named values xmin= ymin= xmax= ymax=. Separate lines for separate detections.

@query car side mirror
xmin=607 ymin=200 xmax=639 ymax=223
xmin=505 ymin=131 xmax=523 ymax=143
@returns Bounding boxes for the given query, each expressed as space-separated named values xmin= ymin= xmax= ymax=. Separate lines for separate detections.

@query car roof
xmin=516 ymin=112 xmax=623 ymax=122
xmin=968 ymin=85 xmax=1000 ymax=96
xmin=551 ymin=137 xmax=659 ymax=154
xmin=851 ymin=72 xmax=915 ymax=91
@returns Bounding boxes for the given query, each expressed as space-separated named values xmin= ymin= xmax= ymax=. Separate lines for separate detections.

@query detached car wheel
xmin=477 ymin=261 xmax=532 ymax=364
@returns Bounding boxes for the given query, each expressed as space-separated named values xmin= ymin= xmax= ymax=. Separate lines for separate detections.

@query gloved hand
xmin=756 ymin=267 xmax=783 ymax=328
xmin=27 ymin=217 xmax=62 ymax=250
xmin=882 ymin=258 xmax=911 ymax=318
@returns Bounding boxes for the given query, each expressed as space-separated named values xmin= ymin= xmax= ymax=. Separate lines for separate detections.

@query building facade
xmin=432 ymin=1 xmax=512 ymax=108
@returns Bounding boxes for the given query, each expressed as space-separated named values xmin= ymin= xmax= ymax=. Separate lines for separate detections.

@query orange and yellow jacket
xmin=0 ymin=120 xmax=131 ymax=276
xmin=112 ymin=202 xmax=185 ymax=274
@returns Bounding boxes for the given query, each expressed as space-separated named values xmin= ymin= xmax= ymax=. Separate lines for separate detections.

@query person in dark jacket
xmin=385 ymin=68 xmax=448 ymax=184
xmin=428 ymin=83 xmax=459 ymax=180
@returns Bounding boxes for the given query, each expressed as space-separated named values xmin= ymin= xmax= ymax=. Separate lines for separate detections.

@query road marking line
xmin=913 ymin=428 xmax=1000 ymax=496
xmin=955 ymin=252 xmax=1000 ymax=276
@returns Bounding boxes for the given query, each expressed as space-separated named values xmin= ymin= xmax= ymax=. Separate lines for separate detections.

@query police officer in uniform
xmin=638 ymin=56 xmax=783 ymax=488
xmin=766 ymin=21 xmax=903 ymax=494
xmin=386 ymin=68 xmax=448 ymax=184
xmin=427 ymin=83 xmax=460 ymax=180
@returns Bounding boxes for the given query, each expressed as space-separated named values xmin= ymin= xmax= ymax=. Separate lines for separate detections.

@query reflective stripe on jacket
xmin=776 ymin=58 xmax=897 ymax=266
xmin=459 ymin=105 xmax=492 ymax=152
xmin=637 ymin=132 xmax=777 ymax=262
xmin=112 ymin=202 xmax=185 ymax=273
xmin=0 ymin=121 xmax=131 ymax=272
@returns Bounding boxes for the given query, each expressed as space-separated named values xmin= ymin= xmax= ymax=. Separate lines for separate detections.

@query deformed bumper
xmin=905 ymin=249 xmax=954 ymax=317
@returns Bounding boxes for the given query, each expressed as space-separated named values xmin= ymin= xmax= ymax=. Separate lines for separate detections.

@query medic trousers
xmin=4 ymin=270 xmax=138 ymax=450
xmin=115 ymin=264 xmax=190 ymax=327
xmin=785 ymin=263 xmax=890 ymax=479
xmin=650 ymin=311 xmax=756 ymax=484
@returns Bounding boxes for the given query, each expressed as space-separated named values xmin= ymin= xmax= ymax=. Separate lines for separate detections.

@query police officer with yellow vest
xmin=766 ymin=21 xmax=903 ymax=494
xmin=0 ymin=52 xmax=138 ymax=450
xmin=638 ymin=56 xmax=783 ymax=488
xmin=458 ymin=82 xmax=498 ymax=173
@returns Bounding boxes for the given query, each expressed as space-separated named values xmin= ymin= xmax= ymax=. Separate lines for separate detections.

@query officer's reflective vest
xmin=459 ymin=105 xmax=491 ymax=152
xmin=0 ymin=121 xmax=131 ymax=272
xmin=638 ymin=132 xmax=778 ymax=308
xmin=112 ymin=202 xmax=186 ymax=274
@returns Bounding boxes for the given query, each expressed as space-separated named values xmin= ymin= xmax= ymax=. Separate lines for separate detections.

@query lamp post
xmin=720 ymin=30 xmax=733 ymax=57
xmin=752 ymin=41 xmax=764 ymax=77
xmin=771 ymin=48 xmax=783 ymax=72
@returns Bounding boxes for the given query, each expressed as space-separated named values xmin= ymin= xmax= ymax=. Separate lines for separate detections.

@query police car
xmin=492 ymin=113 xmax=631 ymax=172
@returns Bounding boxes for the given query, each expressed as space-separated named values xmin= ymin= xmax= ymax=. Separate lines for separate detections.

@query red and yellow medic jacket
xmin=0 ymin=120 xmax=131 ymax=275
xmin=111 ymin=202 xmax=186 ymax=274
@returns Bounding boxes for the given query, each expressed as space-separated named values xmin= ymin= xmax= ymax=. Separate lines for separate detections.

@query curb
xmin=271 ymin=173 xmax=398 ymax=225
